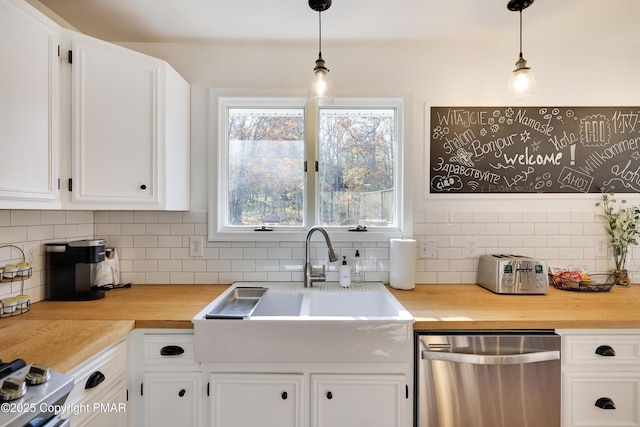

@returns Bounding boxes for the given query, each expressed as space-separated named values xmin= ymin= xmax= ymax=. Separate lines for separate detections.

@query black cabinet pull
xmin=140 ymin=184 xmax=147 ymax=190
xmin=595 ymin=397 xmax=616 ymax=409
xmin=178 ymin=389 xmax=186 ymax=397
xmin=281 ymin=391 xmax=288 ymax=400
xmin=326 ymin=391 xmax=333 ymax=400
xmin=160 ymin=345 xmax=185 ymax=356
xmin=595 ymin=345 xmax=616 ymax=357
xmin=85 ymin=371 xmax=105 ymax=389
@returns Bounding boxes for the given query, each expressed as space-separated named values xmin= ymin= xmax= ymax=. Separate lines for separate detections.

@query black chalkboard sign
xmin=429 ymin=107 xmax=640 ymax=193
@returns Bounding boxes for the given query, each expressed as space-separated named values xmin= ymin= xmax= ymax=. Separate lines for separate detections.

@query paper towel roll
xmin=390 ymin=238 xmax=416 ymax=290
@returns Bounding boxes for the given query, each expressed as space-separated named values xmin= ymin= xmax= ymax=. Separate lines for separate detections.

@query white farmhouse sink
xmin=306 ymin=291 xmax=401 ymax=317
xmin=192 ymin=282 xmax=414 ymax=363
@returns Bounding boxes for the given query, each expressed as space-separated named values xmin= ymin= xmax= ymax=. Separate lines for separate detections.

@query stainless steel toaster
xmin=477 ymin=254 xmax=548 ymax=294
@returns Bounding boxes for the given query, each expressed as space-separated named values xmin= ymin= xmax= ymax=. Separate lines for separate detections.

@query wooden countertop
xmin=0 ymin=319 xmax=134 ymax=372
xmin=2 ymin=283 xmax=639 ymax=371
xmin=389 ymin=284 xmax=640 ymax=330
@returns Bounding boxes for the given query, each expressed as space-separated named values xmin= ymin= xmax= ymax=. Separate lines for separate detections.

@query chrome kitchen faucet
xmin=304 ymin=226 xmax=339 ymax=287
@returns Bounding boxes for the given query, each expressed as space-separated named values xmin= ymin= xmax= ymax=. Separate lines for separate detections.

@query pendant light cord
xmin=318 ymin=10 xmax=323 ymax=56
xmin=519 ymin=9 xmax=523 ymax=58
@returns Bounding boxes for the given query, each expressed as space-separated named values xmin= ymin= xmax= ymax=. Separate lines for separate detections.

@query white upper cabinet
xmin=62 ymin=29 xmax=190 ymax=210
xmin=0 ymin=0 xmax=190 ymax=211
xmin=0 ymin=0 xmax=60 ymax=208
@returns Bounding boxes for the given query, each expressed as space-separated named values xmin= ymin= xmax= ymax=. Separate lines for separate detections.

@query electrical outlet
xmin=464 ymin=237 xmax=478 ymax=258
xmin=595 ymin=237 xmax=608 ymax=258
xmin=419 ymin=239 xmax=438 ymax=258
xmin=189 ymin=236 xmax=204 ymax=257
xmin=24 ymin=243 xmax=40 ymax=268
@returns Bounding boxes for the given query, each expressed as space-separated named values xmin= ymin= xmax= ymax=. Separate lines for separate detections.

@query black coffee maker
xmin=46 ymin=239 xmax=107 ymax=301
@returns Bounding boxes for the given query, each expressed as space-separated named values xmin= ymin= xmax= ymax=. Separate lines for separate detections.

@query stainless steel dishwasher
xmin=416 ymin=331 xmax=560 ymax=427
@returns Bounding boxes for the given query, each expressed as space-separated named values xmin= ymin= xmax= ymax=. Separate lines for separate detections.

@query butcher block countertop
xmin=2 ymin=283 xmax=639 ymax=371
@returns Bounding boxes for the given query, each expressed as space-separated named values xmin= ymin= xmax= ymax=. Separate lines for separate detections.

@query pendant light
xmin=507 ymin=0 xmax=537 ymax=100
xmin=308 ymin=0 xmax=334 ymax=106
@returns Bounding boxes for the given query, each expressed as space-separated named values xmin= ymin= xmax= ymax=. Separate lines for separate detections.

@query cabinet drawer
xmin=564 ymin=334 xmax=640 ymax=367
xmin=66 ymin=340 xmax=127 ymax=407
xmin=142 ymin=333 xmax=195 ymax=365
xmin=564 ymin=372 xmax=640 ymax=426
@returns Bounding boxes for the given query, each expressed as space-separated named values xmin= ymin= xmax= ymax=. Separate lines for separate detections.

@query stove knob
xmin=26 ymin=364 xmax=51 ymax=385
xmin=0 ymin=377 xmax=27 ymax=401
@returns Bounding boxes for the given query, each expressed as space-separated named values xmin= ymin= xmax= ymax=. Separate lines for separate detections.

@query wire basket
xmin=548 ymin=273 xmax=616 ymax=292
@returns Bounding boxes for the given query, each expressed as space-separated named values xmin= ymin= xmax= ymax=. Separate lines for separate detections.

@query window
xmin=318 ymin=108 xmax=397 ymax=228
xmin=209 ymin=94 xmax=409 ymax=241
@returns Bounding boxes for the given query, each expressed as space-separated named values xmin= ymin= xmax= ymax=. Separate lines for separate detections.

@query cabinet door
xmin=0 ymin=0 xmax=59 ymax=207
xmin=209 ymin=373 xmax=303 ymax=427
xmin=143 ymin=372 xmax=203 ymax=427
xmin=68 ymin=380 xmax=128 ymax=427
xmin=66 ymin=29 xmax=159 ymax=205
xmin=311 ymin=374 xmax=405 ymax=427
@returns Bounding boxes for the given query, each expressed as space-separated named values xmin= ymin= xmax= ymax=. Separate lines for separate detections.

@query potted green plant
xmin=597 ymin=189 xmax=640 ymax=287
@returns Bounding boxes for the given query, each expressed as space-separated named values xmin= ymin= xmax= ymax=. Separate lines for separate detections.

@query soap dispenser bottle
xmin=339 ymin=256 xmax=351 ymax=287
xmin=352 ymin=249 xmax=362 ymax=284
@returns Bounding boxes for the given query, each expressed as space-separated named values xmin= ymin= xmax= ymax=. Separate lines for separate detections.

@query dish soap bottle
xmin=352 ymin=249 xmax=362 ymax=284
xmin=339 ymin=256 xmax=351 ymax=287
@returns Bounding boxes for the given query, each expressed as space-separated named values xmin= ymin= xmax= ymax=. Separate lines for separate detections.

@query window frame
xmin=208 ymin=91 xmax=412 ymax=242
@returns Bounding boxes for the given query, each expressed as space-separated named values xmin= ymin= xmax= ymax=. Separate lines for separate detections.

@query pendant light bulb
xmin=508 ymin=54 xmax=537 ymax=100
xmin=507 ymin=0 xmax=537 ymax=101
xmin=308 ymin=0 xmax=334 ymax=106
xmin=309 ymin=53 xmax=334 ymax=106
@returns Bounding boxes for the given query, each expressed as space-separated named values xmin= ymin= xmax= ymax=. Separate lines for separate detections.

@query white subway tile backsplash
xmin=207 ymin=260 xmax=231 ymax=272
xmin=41 ymin=211 xmax=66 ymax=225
xmin=498 ymin=211 xmax=523 ymax=223
xmin=158 ymin=260 xmax=183 ymax=272
xmin=535 ymin=222 xmax=559 ymax=235
xmin=134 ymin=260 xmax=158 ymax=272
xmin=26 ymin=225 xmax=54 ymax=241
xmin=134 ymin=236 xmax=158 ymax=248
xmin=546 ymin=210 xmax=571 ymax=222
xmin=0 ymin=211 xmax=11 ymax=226
xmin=170 ymin=223 xmax=194 ymax=235
xmin=122 ymin=223 xmax=146 ymax=235
xmin=219 ymin=248 xmax=244 ymax=260
xmin=522 ymin=211 xmax=547 ymax=222
xmin=12 ymin=211 xmax=41 ymax=226
xmin=146 ymin=248 xmax=170 ymax=259
xmin=133 ymin=211 xmax=158 ymax=223
xmin=0 ymin=202 xmax=632 ymax=305
xmin=232 ymin=259 xmax=256 ymax=272
xmin=158 ymin=211 xmax=182 ymax=223
xmin=473 ymin=211 xmax=498 ymax=223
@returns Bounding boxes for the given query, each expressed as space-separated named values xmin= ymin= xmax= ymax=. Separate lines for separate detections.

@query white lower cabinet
xmin=209 ymin=373 xmax=304 ymax=427
xmin=311 ymin=374 xmax=405 ymax=427
xmin=130 ymin=330 xmax=410 ymax=427
xmin=558 ymin=329 xmax=640 ymax=427
xmin=131 ymin=330 xmax=204 ymax=427
xmin=143 ymin=372 xmax=203 ymax=427
xmin=64 ymin=339 xmax=128 ymax=426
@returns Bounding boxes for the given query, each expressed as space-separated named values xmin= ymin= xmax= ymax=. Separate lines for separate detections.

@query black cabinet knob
xmin=160 ymin=345 xmax=185 ymax=356
xmin=85 ymin=371 xmax=105 ymax=389
xmin=326 ymin=391 xmax=333 ymax=400
xmin=595 ymin=345 xmax=616 ymax=357
xmin=281 ymin=391 xmax=288 ymax=400
xmin=595 ymin=397 xmax=616 ymax=409
xmin=140 ymin=184 xmax=147 ymax=190
xmin=178 ymin=389 xmax=186 ymax=397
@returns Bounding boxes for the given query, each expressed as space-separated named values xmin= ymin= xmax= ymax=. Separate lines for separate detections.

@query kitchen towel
xmin=390 ymin=238 xmax=416 ymax=290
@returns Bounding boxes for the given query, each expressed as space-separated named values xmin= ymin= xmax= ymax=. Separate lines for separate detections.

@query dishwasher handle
xmin=422 ymin=349 xmax=560 ymax=365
